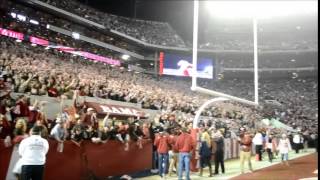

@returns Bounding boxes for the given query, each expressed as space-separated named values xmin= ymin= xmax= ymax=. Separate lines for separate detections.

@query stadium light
xmin=121 ymin=54 xmax=130 ymax=60
xmin=10 ymin=12 xmax=16 ymax=18
xmin=30 ymin=19 xmax=39 ymax=25
xmin=72 ymin=32 xmax=80 ymax=39
xmin=205 ymin=1 xmax=317 ymax=19
xmin=17 ymin=14 xmax=26 ymax=21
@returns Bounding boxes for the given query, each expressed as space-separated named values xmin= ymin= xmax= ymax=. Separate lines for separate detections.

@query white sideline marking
xmin=298 ymin=178 xmax=318 ymax=180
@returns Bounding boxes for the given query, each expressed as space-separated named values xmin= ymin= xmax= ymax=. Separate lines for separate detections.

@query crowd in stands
xmin=5 ymin=0 xmax=317 ymax=56
xmin=37 ymin=0 xmax=186 ymax=47
xmin=2 ymin=10 xmax=125 ymax=61
xmin=0 ymin=32 xmax=318 ymax=140
xmin=0 ymin=2 xmax=317 ymax=179
xmin=0 ymin=28 xmax=318 ymax=179
xmin=219 ymin=55 xmax=317 ymax=69
xmin=199 ymin=37 xmax=317 ymax=51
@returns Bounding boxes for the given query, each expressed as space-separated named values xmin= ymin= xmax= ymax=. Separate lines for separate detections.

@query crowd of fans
xmin=39 ymin=0 xmax=186 ymax=47
xmin=0 ymin=2 xmax=317 ymax=180
xmin=9 ymin=0 xmax=317 ymax=52
xmin=0 ymin=28 xmax=317 ymax=179
xmin=199 ymin=36 xmax=317 ymax=51
xmin=0 ymin=32 xmax=317 ymax=140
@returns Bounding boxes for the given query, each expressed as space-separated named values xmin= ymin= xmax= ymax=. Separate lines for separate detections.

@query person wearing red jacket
xmin=175 ymin=127 xmax=195 ymax=180
xmin=168 ymin=128 xmax=179 ymax=177
xmin=154 ymin=129 xmax=170 ymax=179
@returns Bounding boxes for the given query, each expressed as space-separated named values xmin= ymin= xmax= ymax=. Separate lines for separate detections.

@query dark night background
xmin=77 ymin=0 xmax=210 ymax=43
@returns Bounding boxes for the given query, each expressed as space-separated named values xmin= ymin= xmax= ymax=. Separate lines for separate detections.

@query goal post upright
xmin=191 ymin=0 xmax=199 ymax=91
xmin=190 ymin=0 xmax=259 ymax=128
xmin=253 ymin=17 xmax=259 ymax=105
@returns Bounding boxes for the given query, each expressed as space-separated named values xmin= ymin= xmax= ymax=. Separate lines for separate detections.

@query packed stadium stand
xmin=0 ymin=0 xmax=318 ymax=180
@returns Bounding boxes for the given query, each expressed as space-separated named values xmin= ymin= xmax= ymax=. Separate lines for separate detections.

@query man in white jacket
xmin=19 ymin=126 xmax=49 ymax=180
xmin=277 ymin=133 xmax=292 ymax=166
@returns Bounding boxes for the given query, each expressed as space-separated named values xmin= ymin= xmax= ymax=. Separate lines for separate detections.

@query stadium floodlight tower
xmin=191 ymin=0 xmax=317 ymax=128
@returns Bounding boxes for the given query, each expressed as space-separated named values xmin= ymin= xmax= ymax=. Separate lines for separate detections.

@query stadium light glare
xmin=121 ymin=54 xmax=130 ymax=60
xmin=10 ymin=12 xmax=16 ymax=18
xmin=30 ymin=19 xmax=39 ymax=25
xmin=206 ymin=1 xmax=317 ymax=19
xmin=17 ymin=14 xmax=26 ymax=21
xmin=72 ymin=32 xmax=80 ymax=39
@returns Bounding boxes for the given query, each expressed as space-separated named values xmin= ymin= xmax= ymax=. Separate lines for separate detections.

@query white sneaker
xmin=150 ymin=169 xmax=159 ymax=173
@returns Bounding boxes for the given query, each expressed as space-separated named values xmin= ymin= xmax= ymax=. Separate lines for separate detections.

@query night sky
xmin=77 ymin=0 xmax=199 ymax=42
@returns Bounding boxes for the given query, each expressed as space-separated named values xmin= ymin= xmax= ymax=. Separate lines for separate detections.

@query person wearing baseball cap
xmin=175 ymin=126 xmax=195 ymax=180
xmin=277 ymin=133 xmax=292 ymax=166
xmin=154 ymin=128 xmax=171 ymax=179
xmin=237 ymin=127 xmax=253 ymax=174
xmin=50 ymin=117 xmax=66 ymax=144
xmin=81 ymin=107 xmax=98 ymax=129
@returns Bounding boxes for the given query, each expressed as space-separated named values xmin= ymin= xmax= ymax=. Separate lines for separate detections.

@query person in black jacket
xmin=213 ymin=129 xmax=225 ymax=175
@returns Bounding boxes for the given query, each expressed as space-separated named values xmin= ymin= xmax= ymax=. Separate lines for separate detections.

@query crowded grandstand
xmin=0 ymin=0 xmax=318 ymax=180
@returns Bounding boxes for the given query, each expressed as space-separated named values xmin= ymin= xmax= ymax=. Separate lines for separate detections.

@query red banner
xmin=79 ymin=51 xmax=121 ymax=66
xmin=159 ymin=52 xmax=164 ymax=75
xmin=0 ymin=27 xmax=121 ymax=66
xmin=29 ymin=36 xmax=49 ymax=46
xmin=0 ymin=28 xmax=24 ymax=40
xmin=85 ymin=102 xmax=146 ymax=118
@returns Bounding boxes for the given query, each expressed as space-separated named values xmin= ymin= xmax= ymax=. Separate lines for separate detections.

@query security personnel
xmin=19 ymin=126 xmax=49 ymax=180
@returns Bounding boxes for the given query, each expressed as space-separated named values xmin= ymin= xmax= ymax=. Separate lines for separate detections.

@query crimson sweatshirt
xmin=175 ymin=132 xmax=194 ymax=153
xmin=154 ymin=135 xmax=170 ymax=154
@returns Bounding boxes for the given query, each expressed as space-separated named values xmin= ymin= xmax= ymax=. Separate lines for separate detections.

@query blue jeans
xmin=281 ymin=153 xmax=289 ymax=161
xmin=178 ymin=152 xmax=191 ymax=180
xmin=158 ymin=153 xmax=169 ymax=177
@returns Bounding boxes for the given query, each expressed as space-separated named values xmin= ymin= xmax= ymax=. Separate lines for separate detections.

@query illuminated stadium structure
xmin=0 ymin=0 xmax=317 ymax=180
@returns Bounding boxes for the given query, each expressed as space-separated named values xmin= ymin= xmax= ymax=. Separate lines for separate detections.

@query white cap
xmin=87 ymin=108 xmax=94 ymax=112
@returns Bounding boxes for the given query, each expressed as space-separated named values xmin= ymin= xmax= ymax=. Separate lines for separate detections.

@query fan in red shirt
xmin=13 ymin=95 xmax=30 ymax=118
xmin=168 ymin=128 xmax=180 ymax=177
xmin=80 ymin=108 xmax=98 ymax=129
xmin=175 ymin=127 xmax=195 ymax=180
xmin=154 ymin=129 xmax=171 ymax=179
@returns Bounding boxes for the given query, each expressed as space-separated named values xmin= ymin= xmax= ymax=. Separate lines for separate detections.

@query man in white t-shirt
xmin=19 ymin=126 xmax=49 ymax=180
xmin=253 ymin=130 xmax=264 ymax=161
